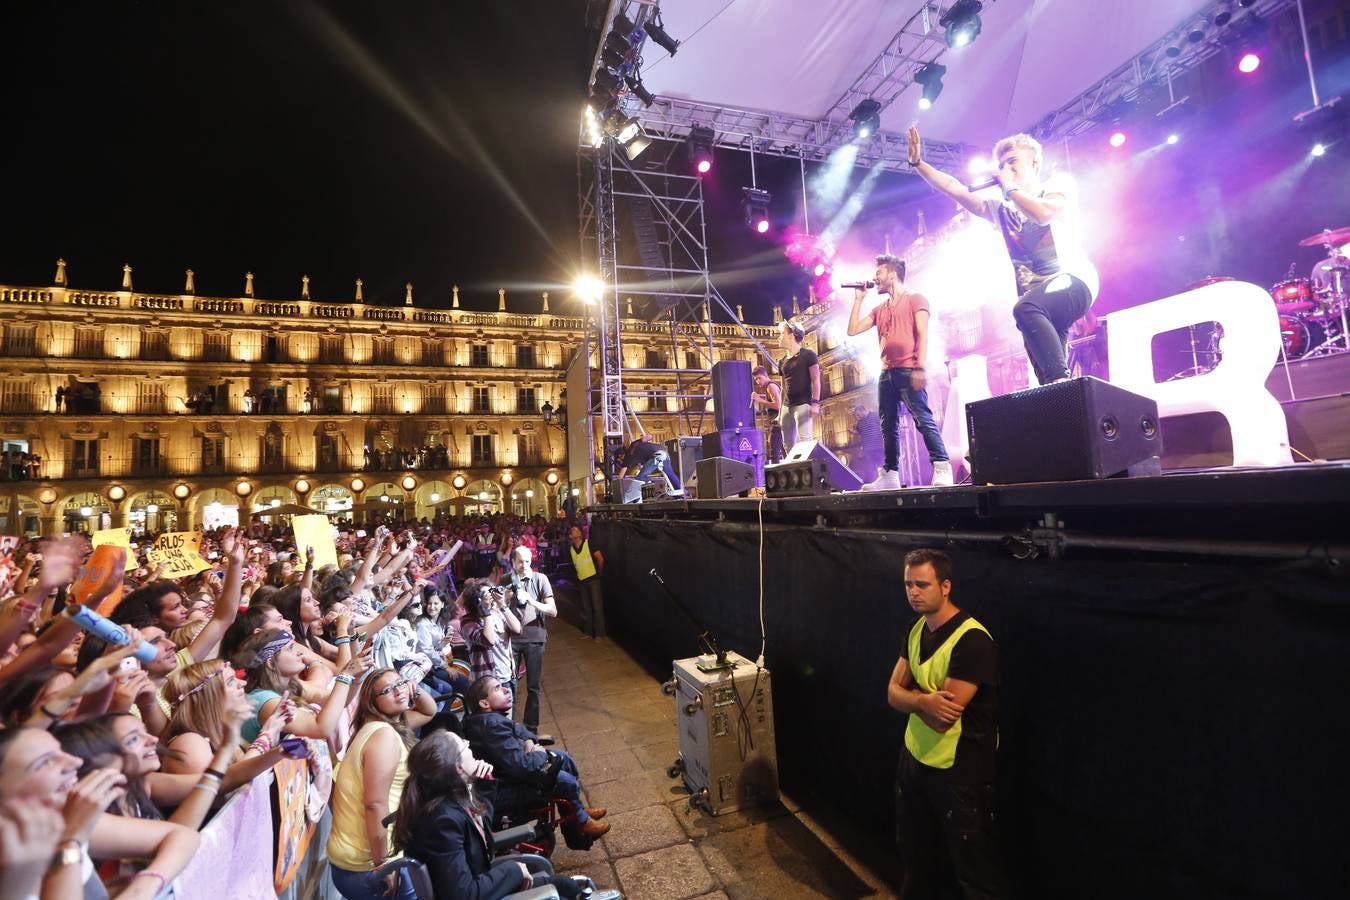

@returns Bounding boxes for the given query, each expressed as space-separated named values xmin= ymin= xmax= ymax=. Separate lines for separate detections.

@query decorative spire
xmin=541 ymin=291 xmax=549 ymax=313
xmin=497 ymin=288 xmax=506 ymax=311
xmin=245 ymin=272 xmax=255 ymax=298
xmin=452 ymin=285 xmax=460 ymax=309
xmin=54 ymin=258 xmax=67 ymax=287
xmin=792 ymin=295 xmax=800 ymax=315
xmin=626 ymin=297 xmax=633 ymax=317
xmin=773 ymin=305 xmax=782 ymax=324
xmin=355 ymin=278 xmax=364 ymax=302
xmin=121 ymin=264 xmax=133 ymax=291
xmin=184 ymin=269 xmax=195 ymax=295
xmin=301 ymin=274 xmax=311 ymax=300
xmin=405 ymin=282 xmax=414 ymax=306
xmin=736 ymin=304 xmax=744 ymax=321
xmin=807 ymin=283 xmax=816 ymax=304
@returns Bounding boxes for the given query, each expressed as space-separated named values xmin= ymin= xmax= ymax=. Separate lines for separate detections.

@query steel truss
xmin=1028 ymin=0 xmax=1299 ymax=144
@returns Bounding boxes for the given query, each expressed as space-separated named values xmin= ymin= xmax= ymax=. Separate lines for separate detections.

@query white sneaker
xmin=860 ymin=469 xmax=902 ymax=491
xmin=665 ymin=487 xmax=684 ymax=497
xmin=930 ymin=460 xmax=954 ymax=487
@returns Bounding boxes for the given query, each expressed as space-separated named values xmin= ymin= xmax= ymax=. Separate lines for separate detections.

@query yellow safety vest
xmin=569 ymin=540 xmax=597 ymax=581
xmin=903 ymin=615 xmax=991 ymax=770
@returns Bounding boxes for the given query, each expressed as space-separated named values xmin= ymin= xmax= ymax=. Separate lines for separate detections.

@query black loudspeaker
xmin=664 ymin=436 xmax=703 ymax=487
xmin=966 ymin=376 xmax=1163 ymax=484
xmin=779 ymin=440 xmax=863 ymax=492
xmin=696 ymin=456 xmax=757 ymax=498
xmin=764 ymin=458 xmax=830 ymax=497
xmin=701 ymin=427 xmax=765 ymax=488
xmin=711 ymin=360 xmax=754 ymax=430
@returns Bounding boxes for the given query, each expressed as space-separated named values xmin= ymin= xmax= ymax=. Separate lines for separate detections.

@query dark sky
xmin=0 ymin=1 xmax=598 ymax=311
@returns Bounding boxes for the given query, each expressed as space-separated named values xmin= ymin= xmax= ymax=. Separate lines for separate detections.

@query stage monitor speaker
xmin=619 ymin=476 xmax=645 ymax=504
xmin=701 ymin=427 xmax=765 ymax=488
xmin=665 ymin=436 xmax=703 ymax=488
xmin=966 ymin=376 xmax=1163 ymax=484
xmin=764 ymin=458 xmax=830 ymax=497
xmin=711 ymin=360 xmax=754 ymax=431
xmin=696 ymin=456 xmax=757 ymax=499
xmin=781 ymin=440 xmax=863 ymax=492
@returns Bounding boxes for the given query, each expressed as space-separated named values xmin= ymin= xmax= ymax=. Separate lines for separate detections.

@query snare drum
xmin=1272 ymin=278 xmax=1318 ymax=313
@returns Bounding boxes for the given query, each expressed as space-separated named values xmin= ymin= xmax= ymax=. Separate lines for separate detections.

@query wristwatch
xmin=50 ymin=840 xmax=82 ymax=871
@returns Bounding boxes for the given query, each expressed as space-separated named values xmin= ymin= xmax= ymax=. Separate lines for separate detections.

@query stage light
xmin=914 ymin=63 xmax=946 ymax=110
xmin=1311 ymin=143 xmax=1327 ymax=157
xmin=849 ymin=98 xmax=882 ymax=140
xmin=941 ymin=0 xmax=983 ymax=49
xmin=601 ymin=110 xmax=651 ymax=159
xmin=686 ymin=125 xmax=714 ymax=175
xmin=643 ymin=14 xmax=681 ymax=57
xmin=574 ymin=275 xmax=604 ymax=304
xmin=1167 ymin=133 xmax=1180 ymax=145
xmin=1109 ymin=131 xmax=1128 ymax=148
xmin=742 ymin=187 xmax=772 ymax=234
xmin=1237 ymin=51 xmax=1260 ymax=73
xmin=625 ymin=74 xmax=655 ymax=107
xmin=968 ymin=156 xmax=993 ymax=175
xmin=592 ymin=67 xmax=623 ymax=100
xmin=813 ymin=263 xmax=827 ymax=277
xmin=601 ymin=31 xmax=637 ymax=71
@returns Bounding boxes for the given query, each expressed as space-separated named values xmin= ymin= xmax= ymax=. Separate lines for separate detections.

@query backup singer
xmin=752 ymin=365 xmax=785 ymax=463
xmin=908 ymin=127 xmax=1098 ymax=385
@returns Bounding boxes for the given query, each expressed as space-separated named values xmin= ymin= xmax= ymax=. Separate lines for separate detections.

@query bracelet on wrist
xmin=135 ymin=870 xmax=167 ymax=891
xmin=17 ymin=600 xmax=40 ymax=614
xmin=192 ymin=782 xmax=219 ymax=795
xmin=335 ymin=674 xmax=355 ymax=686
xmin=249 ymin=735 xmax=273 ymax=754
xmin=204 ymin=767 xmax=226 ymax=780
xmin=40 ymin=704 xmax=66 ymax=721
xmin=333 ymin=636 xmax=351 ymax=646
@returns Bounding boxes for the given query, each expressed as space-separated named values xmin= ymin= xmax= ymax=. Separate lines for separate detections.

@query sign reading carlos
xmin=147 ymin=531 xmax=211 ymax=578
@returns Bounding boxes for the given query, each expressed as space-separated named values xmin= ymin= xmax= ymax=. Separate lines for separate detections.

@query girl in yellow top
xmin=327 ymin=666 xmax=437 ymax=900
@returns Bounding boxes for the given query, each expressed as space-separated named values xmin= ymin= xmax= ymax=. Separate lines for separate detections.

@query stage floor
xmin=594 ymin=462 xmax=1350 ymax=552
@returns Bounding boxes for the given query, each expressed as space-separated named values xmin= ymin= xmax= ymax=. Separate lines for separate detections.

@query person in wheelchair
xmin=464 ymin=676 xmax=610 ymax=843
xmin=392 ymin=730 xmax=587 ymax=899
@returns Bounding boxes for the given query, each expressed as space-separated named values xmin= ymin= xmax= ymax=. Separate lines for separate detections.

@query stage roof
xmin=636 ymin=0 xmax=1212 ymax=150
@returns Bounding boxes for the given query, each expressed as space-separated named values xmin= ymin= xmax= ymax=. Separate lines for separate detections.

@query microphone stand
xmin=649 ymin=568 xmax=732 ymax=669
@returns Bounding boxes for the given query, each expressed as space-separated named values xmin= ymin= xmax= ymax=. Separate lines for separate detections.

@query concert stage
xmin=588 ymin=463 xmax=1350 ymax=899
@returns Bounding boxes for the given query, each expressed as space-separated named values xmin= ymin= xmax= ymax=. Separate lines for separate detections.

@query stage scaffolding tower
xmin=577 ymin=137 xmax=777 ymax=479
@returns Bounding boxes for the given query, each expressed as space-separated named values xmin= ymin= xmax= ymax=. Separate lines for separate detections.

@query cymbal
xmin=1186 ymin=275 xmax=1234 ymax=290
xmin=1298 ymin=226 xmax=1350 ymax=248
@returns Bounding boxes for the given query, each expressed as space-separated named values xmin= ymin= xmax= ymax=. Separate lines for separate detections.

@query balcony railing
xmin=27 ymin=452 xmax=559 ymax=482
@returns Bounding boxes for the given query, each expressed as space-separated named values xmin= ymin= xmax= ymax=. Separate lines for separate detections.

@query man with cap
xmin=777 ymin=320 xmax=820 ymax=450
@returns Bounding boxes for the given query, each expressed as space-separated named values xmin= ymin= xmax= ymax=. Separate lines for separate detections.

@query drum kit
xmin=1274 ymin=226 xmax=1350 ymax=360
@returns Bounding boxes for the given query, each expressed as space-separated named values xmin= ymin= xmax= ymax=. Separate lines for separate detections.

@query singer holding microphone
xmin=907 ymin=126 xmax=1098 ymax=386
xmin=846 ymin=256 xmax=953 ymax=489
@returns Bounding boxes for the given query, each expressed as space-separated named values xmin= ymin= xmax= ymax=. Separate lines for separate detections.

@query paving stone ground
xmin=521 ymin=578 xmax=901 ymax=899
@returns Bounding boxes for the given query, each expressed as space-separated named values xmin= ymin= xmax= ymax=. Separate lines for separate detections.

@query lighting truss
xmin=1027 ymin=0 xmax=1298 ymax=144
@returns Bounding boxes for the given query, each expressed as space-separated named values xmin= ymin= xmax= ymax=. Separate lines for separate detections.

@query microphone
xmin=968 ymin=176 xmax=999 ymax=192
xmin=841 ymin=280 xmax=875 ymax=290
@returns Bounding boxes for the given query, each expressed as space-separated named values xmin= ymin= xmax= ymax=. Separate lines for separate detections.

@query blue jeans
xmin=330 ymin=864 xmax=416 ymax=900
xmin=551 ymin=750 xmax=590 ymax=823
xmin=635 ymin=449 xmax=681 ymax=490
xmin=878 ymin=368 xmax=948 ymax=471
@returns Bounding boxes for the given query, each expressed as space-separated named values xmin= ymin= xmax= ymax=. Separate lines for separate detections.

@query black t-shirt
xmin=898 ymin=610 xmax=999 ymax=783
xmin=780 ymin=347 xmax=819 ymax=406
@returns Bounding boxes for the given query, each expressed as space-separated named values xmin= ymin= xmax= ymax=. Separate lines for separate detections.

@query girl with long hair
xmin=326 ymin=667 xmax=437 ymax=900
xmin=233 ymin=627 xmax=371 ymax=743
xmin=160 ymin=660 xmax=292 ymax=779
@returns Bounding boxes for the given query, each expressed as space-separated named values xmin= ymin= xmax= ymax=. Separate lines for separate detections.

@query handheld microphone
xmin=841 ymin=280 xmax=875 ymax=290
xmin=968 ymin=176 xmax=999 ymax=192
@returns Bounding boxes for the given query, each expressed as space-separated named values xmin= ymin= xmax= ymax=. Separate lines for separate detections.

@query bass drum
xmin=1279 ymin=314 xmax=1325 ymax=359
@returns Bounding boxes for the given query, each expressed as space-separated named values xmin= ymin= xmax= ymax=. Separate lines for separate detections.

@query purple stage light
xmin=696 ymin=158 xmax=712 ymax=174
xmin=1238 ymin=52 xmax=1261 ymax=74
xmin=1109 ymin=131 xmax=1127 ymax=148
xmin=813 ymin=263 xmax=827 ymax=277
xmin=1166 ymin=133 xmax=1180 ymax=145
xmin=756 ymin=218 xmax=770 ymax=234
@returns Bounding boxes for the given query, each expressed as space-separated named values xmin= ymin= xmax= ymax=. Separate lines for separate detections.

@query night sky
xmin=1 ymin=1 xmax=599 ymax=311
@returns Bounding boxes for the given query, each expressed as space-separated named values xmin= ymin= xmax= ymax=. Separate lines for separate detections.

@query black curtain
xmin=594 ymin=517 xmax=1350 ymax=900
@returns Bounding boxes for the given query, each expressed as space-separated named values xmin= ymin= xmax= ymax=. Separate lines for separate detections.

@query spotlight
xmin=686 ymin=125 xmax=715 ymax=175
xmin=643 ymin=14 xmax=681 ymax=57
xmin=592 ymin=67 xmax=623 ymax=100
xmin=625 ymin=74 xmax=655 ymax=107
xmin=849 ymin=98 xmax=882 ymax=140
xmin=813 ymin=263 xmax=827 ymax=277
xmin=1109 ymin=130 xmax=1128 ymax=148
xmin=940 ymin=0 xmax=983 ymax=49
xmin=1311 ymin=143 xmax=1327 ymax=157
xmin=968 ymin=156 xmax=993 ymax=175
xmin=1238 ymin=52 xmax=1261 ymax=74
xmin=1166 ymin=133 xmax=1180 ymax=145
xmin=914 ymin=63 xmax=946 ymax=110
xmin=601 ymin=110 xmax=651 ymax=159
xmin=742 ymin=187 xmax=772 ymax=233
xmin=602 ymin=31 xmax=637 ymax=71
xmin=573 ymin=276 xmax=604 ymax=304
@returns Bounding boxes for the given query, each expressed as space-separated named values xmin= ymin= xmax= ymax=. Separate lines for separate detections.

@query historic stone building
xmin=0 ymin=262 xmax=834 ymax=536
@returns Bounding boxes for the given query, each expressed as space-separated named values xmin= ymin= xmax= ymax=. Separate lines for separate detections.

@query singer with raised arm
xmin=847 ymin=254 xmax=953 ymax=489
xmin=907 ymin=126 xmax=1098 ymax=385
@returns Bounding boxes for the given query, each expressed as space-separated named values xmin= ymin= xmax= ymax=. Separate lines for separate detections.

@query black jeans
xmin=513 ymin=640 xmax=546 ymax=731
xmin=878 ymin=368 xmax=948 ymax=470
xmin=1012 ymin=275 xmax=1093 ymax=384
xmin=895 ymin=753 xmax=1007 ymax=900
xmin=577 ymin=577 xmax=605 ymax=638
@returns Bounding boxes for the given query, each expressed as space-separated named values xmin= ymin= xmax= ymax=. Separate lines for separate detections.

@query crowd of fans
xmin=2 ymin=449 xmax=42 ymax=480
xmin=362 ymin=446 xmax=452 ymax=472
xmin=0 ymin=509 xmax=611 ymax=900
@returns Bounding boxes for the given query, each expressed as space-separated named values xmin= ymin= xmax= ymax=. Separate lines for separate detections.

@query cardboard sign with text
xmin=147 ymin=531 xmax=211 ymax=579
xmin=70 ymin=544 xmax=128 ymax=616
xmin=291 ymin=515 xmax=338 ymax=570
xmin=91 ymin=527 xmax=134 ymax=572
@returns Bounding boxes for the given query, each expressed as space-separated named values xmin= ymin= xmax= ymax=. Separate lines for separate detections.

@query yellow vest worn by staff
xmin=903 ymin=615 xmax=992 ymax=770
xmin=569 ymin=539 xmax=597 ymax=582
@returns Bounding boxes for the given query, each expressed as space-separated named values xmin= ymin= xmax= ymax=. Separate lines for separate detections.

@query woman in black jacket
xmin=392 ymin=731 xmax=581 ymax=900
